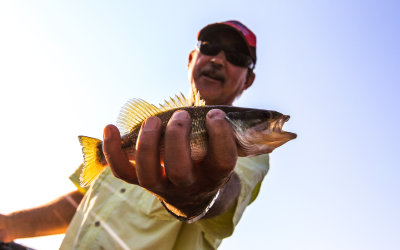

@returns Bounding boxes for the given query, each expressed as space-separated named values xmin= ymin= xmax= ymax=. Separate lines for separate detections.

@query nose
xmin=210 ymin=51 xmax=226 ymax=68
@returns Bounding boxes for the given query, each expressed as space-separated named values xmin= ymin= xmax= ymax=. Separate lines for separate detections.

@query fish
xmin=78 ymin=92 xmax=297 ymax=187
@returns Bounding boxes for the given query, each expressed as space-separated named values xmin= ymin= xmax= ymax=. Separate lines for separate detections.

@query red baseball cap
xmin=197 ymin=20 xmax=257 ymax=64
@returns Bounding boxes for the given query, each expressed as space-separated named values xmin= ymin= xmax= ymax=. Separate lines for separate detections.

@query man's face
xmin=188 ymin=30 xmax=255 ymax=106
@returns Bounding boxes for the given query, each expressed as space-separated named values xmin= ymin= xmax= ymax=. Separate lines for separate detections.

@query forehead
xmin=201 ymin=28 xmax=248 ymax=53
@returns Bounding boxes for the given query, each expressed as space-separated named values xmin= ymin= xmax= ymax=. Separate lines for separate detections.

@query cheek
xmin=236 ymin=69 xmax=249 ymax=83
xmin=191 ymin=59 xmax=204 ymax=79
xmin=227 ymin=70 xmax=247 ymax=90
xmin=189 ymin=67 xmax=201 ymax=86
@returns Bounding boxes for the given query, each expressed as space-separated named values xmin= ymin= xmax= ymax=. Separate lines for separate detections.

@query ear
xmin=188 ymin=50 xmax=196 ymax=68
xmin=243 ymin=70 xmax=255 ymax=90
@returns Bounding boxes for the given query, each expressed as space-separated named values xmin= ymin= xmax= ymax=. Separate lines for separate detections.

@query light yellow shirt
xmin=61 ymin=155 xmax=269 ymax=250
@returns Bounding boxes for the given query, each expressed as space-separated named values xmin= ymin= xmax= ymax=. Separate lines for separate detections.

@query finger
xmin=164 ymin=110 xmax=194 ymax=187
xmin=135 ymin=116 xmax=164 ymax=190
xmin=103 ymin=124 xmax=138 ymax=184
xmin=204 ymin=109 xmax=237 ymax=179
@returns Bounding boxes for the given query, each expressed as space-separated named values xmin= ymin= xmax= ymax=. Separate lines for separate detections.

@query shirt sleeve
xmin=197 ymin=154 xmax=270 ymax=244
xmin=69 ymin=163 xmax=89 ymax=194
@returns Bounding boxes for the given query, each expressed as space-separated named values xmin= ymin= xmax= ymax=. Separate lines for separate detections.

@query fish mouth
xmin=270 ymin=115 xmax=297 ymax=139
xmin=225 ymin=111 xmax=297 ymax=156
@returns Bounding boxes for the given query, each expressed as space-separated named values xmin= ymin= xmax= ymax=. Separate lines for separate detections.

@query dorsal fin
xmin=192 ymin=90 xmax=206 ymax=106
xmin=117 ymin=92 xmax=205 ymax=134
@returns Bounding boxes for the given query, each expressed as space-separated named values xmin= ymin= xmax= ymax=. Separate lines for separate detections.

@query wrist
xmin=161 ymin=188 xmax=221 ymax=223
xmin=1 ymin=214 xmax=16 ymax=242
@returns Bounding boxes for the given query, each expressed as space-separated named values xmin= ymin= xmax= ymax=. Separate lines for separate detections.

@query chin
xmin=193 ymin=82 xmax=225 ymax=105
xmin=196 ymin=90 xmax=218 ymax=105
xmin=201 ymin=96 xmax=223 ymax=105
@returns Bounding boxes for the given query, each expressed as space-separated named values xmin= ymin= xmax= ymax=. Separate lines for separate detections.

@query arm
xmin=0 ymin=190 xmax=83 ymax=242
xmin=103 ymin=109 xmax=240 ymax=220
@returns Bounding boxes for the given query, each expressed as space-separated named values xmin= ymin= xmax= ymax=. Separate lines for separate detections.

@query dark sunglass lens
xmin=226 ymin=51 xmax=252 ymax=67
xmin=199 ymin=42 xmax=253 ymax=68
xmin=200 ymin=43 xmax=221 ymax=56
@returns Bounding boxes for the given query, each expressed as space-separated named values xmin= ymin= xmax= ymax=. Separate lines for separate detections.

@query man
xmin=0 ymin=20 xmax=269 ymax=249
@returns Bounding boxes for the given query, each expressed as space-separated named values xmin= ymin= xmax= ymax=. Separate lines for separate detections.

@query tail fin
xmin=78 ymin=136 xmax=106 ymax=187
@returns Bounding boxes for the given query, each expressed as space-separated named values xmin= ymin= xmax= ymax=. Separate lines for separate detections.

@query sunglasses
xmin=197 ymin=41 xmax=255 ymax=69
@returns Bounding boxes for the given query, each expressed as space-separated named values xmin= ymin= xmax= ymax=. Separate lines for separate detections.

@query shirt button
xmin=120 ymin=188 xmax=126 ymax=193
xmin=95 ymin=221 xmax=100 ymax=227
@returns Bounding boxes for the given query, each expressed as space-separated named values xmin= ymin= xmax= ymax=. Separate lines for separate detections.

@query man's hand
xmin=103 ymin=109 xmax=238 ymax=218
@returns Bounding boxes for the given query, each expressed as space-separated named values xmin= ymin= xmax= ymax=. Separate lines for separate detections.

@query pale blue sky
xmin=0 ymin=1 xmax=399 ymax=249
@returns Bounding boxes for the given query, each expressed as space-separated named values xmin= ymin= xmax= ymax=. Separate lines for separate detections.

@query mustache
xmin=200 ymin=65 xmax=225 ymax=84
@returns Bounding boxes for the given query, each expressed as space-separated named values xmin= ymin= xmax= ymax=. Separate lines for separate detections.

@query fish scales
xmin=78 ymin=93 xmax=297 ymax=187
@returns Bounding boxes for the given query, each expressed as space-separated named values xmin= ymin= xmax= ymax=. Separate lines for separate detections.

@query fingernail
xmin=207 ymin=109 xmax=225 ymax=119
xmin=143 ymin=116 xmax=160 ymax=130
xmin=103 ymin=125 xmax=112 ymax=140
xmin=171 ymin=110 xmax=190 ymax=120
